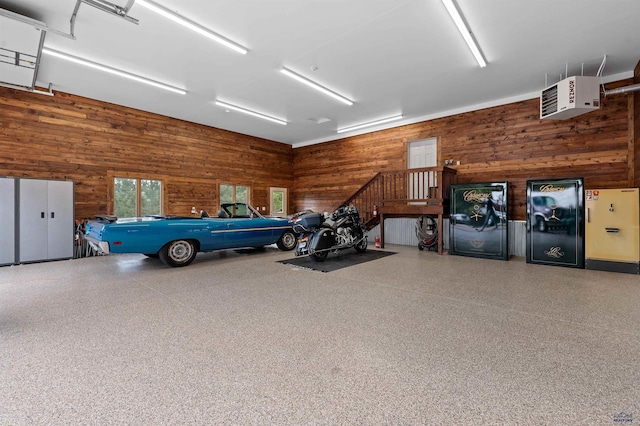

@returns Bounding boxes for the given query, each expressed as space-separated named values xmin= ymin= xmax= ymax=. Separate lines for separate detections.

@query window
xmin=220 ymin=183 xmax=250 ymax=204
xmin=272 ymin=191 xmax=283 ymax=213
xmin=408 ymin=138 xmax=438 ymax=201
xmin=270 ymin=187 xmax=287 ymax=216
xmin=114 ymin=178 xmax=162 ymax=217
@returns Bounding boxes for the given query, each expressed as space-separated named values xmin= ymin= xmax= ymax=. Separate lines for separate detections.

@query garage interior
xmin=3 ymin=245 xmax=639 ymax=424
xmin=1 ymin=0 xmax=640 ymax=424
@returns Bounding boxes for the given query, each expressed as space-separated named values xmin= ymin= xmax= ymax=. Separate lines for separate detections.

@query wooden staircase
xmin=342 ymin=166 xmax=457 ymax=254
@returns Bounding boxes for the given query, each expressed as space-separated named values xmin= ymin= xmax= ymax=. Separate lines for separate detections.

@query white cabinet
xmin=18 ymin=179 xmax=74 ymax=263
xmin=0 ymin=177 xmax=16 ymax=265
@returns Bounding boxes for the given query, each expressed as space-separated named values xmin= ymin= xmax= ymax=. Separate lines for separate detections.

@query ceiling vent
xmin=0 ymin=8 xmax=47 ymax=92
xmin=540 ymin=75 xmax=600 ymax=120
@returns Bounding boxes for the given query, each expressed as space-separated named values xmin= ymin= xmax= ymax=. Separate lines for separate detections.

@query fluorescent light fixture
xmin=441 ymin=0 xmax=487 ymax=68
xmin=280 ymin=67 xmax=353 ymax=106
xmin=215 ymin=100 xmax=287 ymax=125
xmin=137 ymin=0 xmax=248 ymax=55
xmin=42 ymin=47 xmax=187 ymax=95
xmin=337 ymin=115 xmax=403 ymax=134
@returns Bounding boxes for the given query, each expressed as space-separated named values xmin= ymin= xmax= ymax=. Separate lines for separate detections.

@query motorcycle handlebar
xmin=331 ymin=205 xmax=358 ymax=219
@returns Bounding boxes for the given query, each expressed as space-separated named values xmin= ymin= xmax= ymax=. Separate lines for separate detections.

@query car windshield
xmin=221 ymin=203 xmax=263 ymax=218
xmin=534 ymin=196 xmax=556 ymax=207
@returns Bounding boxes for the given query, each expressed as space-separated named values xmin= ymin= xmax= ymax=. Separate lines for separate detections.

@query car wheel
xmin=276 ymin=231 xmax=297 ymax=251
xmin=310 ymin=251 xmax=328 ymax=262
xmin=536 ymin=218 xmax=547 ymax=233
xmin=159 ymin=239 xmax=197 ymax=267
xmin=143 ymin=253 xmax=159 ymax=258
xmin=354 ymin=237 xmax=367 ymax=252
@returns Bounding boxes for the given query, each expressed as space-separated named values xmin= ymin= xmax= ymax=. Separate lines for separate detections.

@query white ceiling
xmin=1 ymin=0 xmax=639 ymax=147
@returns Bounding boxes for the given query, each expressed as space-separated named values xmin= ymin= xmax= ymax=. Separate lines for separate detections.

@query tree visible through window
xmin=114 ymin=178 xmax=137 ymax=217
xmin=220 ymin=184 xmax=249 ymax=204
xmin=269 ymin=187 xmax=287 ymax=216
xmin=115 ymin=177 xmax=161 ymax=217
xmin=273 ymin=192 xmax=283 ymax=213
xmin=141 ymin=180 xmax=161 ymax=216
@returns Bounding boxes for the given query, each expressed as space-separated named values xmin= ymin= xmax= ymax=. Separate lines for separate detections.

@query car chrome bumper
xmin=84 ymin=235 xmax=110 ymax=255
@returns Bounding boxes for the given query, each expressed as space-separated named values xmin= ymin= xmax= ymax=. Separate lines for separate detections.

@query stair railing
xmin=342 ymin=167 xmax=457 ymax=230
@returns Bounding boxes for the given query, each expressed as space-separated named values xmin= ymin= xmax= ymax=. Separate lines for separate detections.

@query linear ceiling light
xmin=215 ymin=100 xmax=287 ymax=125
xmin=337 ymin=115 xmax=403 ymax=134
xmin=42 ymin=47 xmax=187 ymax=94
xmin=441 ymin=0 xmax=487 ymax=68
xmin=280 ymin=67 xmax=353 ymax=106
xmin=136 ymin=0 xmax=248 ymax=55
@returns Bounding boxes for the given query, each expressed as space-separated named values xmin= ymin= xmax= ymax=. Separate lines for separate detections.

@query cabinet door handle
xmin=51 ymin=212 xmax=55 ymax=219
xmin=605 ymin=228 xmax=620 ymax=233
xmin=41 ymin=212 xmax=45 ymax=219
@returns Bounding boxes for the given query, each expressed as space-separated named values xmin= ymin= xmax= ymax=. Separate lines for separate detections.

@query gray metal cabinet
xmin=0 ymin=177 xmax=16 ymax=265
xmin=18 ymin=179 xmax=74 ymax=263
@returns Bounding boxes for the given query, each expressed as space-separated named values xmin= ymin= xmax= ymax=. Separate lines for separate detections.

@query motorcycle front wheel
xmin=310 ymin=251 xmax=328 ymax=262
xmin=354 ymin=237 xmax=367 ymax=252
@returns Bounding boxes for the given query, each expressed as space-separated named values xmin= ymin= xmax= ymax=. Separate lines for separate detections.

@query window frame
xmin=108 ymin=172 xmax=164 ymax=216
xmin=219 ymin=182 xmax=251 ymax=205
xmin=269 ymin=187 xmax=288 ymax=216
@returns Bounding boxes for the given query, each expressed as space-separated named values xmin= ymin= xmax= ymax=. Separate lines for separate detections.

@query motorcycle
xmin=289 ymin=205 xmax=368 ymax=262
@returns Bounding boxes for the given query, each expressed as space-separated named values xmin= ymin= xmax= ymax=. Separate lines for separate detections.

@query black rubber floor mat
xmin=278 ymin=250 xmax=396 ymax=272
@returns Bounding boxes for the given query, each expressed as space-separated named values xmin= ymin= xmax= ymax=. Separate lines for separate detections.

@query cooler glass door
xmin=526 ymin=178 xmax=584 ymax=268
xmin=449 ymin=182 xmax=509 ymax=260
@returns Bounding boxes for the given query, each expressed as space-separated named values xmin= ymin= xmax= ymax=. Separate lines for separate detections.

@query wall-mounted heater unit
xmin=540 ymin=75 xmax=600 ymax=120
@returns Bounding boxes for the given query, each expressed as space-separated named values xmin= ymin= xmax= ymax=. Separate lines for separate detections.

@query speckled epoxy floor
xmin=1 ymin=245 xmax=639 ymax=425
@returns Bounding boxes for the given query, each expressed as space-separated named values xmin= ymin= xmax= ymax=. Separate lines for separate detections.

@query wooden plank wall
xmin=1 ymin=76 xmax=636 ymax=223
xmin=293 ymin=79 xmax=634 ymax=221
xmin=0 ymin=88 xmax=293 ymax=219
xmin=635 ymin=63 xmax=640 ymax=188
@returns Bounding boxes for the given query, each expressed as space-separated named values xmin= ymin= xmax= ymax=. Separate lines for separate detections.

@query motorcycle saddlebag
xmin=310 ymin=228 xmax=336 ymax=251
xmin=292 ymin=212 xmax=324 ymax=233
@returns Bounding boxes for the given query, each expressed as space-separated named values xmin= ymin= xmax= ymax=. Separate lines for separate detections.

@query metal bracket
xmin=0 ymin=81 xmax=53 ymax=96
xmin=71 ymin=0 xmax=139 ymax=39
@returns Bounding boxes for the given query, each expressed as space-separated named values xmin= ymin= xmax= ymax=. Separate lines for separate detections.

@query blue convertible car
xmin=84 ymin=203 xmax=297 ymax=267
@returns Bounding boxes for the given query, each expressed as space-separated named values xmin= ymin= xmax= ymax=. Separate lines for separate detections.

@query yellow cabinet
xmin=585 ymin=188 xmax=639 ymax=274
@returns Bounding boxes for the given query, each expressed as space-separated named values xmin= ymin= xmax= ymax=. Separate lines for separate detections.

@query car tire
xmin=159 ymin=239 xmax=197 ymax=267
xmin=354 ymin=237 xmax=367 ymax=252
xmin=536 ymin=218 xmax=547 ymax=233
xmin=310 ymin=251 xmax=328 ymax=262
xmin=276 ymin=230 xmax=297 ymax=251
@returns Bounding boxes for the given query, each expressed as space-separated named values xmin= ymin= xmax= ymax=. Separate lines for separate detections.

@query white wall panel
xmin=369 ymin=218 xmax=527 ymax=257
